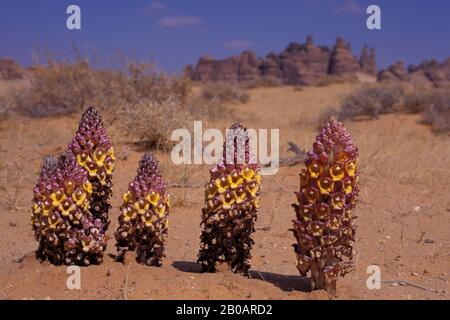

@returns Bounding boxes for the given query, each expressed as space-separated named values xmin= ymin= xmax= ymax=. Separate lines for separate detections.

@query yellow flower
xmin=308 ymin=161 xmax=322 ymax=178
xmin=123 ymin=191 xmax=132 ymax=203
xmin=299 ymin=169 xmax=309 ymax=188
xmin=122 ymin=207 xmax=136 ymax=222
xmin=227 ymin=173 xmax=243 ymax=190
xmin=246 ymin=182 xmax=259 ymax=198
xmin=241 ymin=167 xmax=254 ymax=181
xmin=233 ymin=189 xmax=247 ymax=204
xmin=155 ymin=204 xmax=166 ymax=218
xmin=107 ymin=147 xmax=116 ymax=161
xmin=32 ymin=203 xmax=41 ymax=215
xmin=253 ymin=196 xmax=260 ymax=209
xmin=50 ymin=191 xmax=67 ymax=207
xmin=330 ymin=163 xmax=345 ymax=181
xmin=318 ymin=176 xmax=333 ymax=194
xmin=255 ymin=173 xmax=261 ymax=185
xmin=98 ymin=171 xmax=107 ymax=186
xmin=87 ymin=165 xmax=98 ymax=177
xmin=42 ymin=200 xmax=53 ymax=217
xmin=330 ymin=193 xmax=345 ymax=209
xmin=133 ymin=199 xmax=149 ymax=215
xmin=72 ymin=189 xmax=86 ymax=206
xmin=303 ymin=187 xmax=320 ymax=204
xmin=105 ymin=160 xmax=114 ymax=175
xmin=76 ymin=153 xmax=91 ymax=166
xmin=146 ymin=191 xmax=160 ymax=206
xmin=342 ymin=177 xmax=353 ymax=194
xmin=47 ymin=215 xmax=61 ymax=230
xmin=82 ymin=181 xmax=93 ymax=194
xmin=143 ymin=215 xmax=157 ymax=228
xmin=214 ymin=178 xmax=228 ymax=194
xmin=94 ymin=150 xmax=107 ymax=167
xmin=345 ymin=159 xmax=357 ymax=177
xmin=59 ymin=202 xmax=77 ymax=217
xmin=82 ymin=239 xmax=91 ymax=253
xmin=64 ymin=180 xmax=75 ymax=195
xmin=205 ymin=183 xmax=216 ymax=200
xmin=220 ymin=192 xmax=235 ymax=210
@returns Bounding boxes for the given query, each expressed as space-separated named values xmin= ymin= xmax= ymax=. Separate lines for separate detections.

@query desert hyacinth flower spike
xmin=292 ymin=118 xmax=359 ymax=295
xmin=31 ymin=152 xmax=107 ymax=265
xmin=114 ymin=153 xmax=170 ymax=266
xmin=68 ymin=106 xmax=115 ymax=229
xmin=198 ymin=123 xmax=262 ymax=276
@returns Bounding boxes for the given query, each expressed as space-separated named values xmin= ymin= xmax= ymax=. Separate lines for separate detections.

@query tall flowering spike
xmin=68 ymin=106 xmax=115 ymax=228
xmin=197 ymin=123 xmax=261 ymax=276
xmin=292 ymin=119 xmax=359 ymax=295
xmin=114 ymin=153 xmax=170 ymax=266
xmin=31 ymin=152 xmax=107 ymax=266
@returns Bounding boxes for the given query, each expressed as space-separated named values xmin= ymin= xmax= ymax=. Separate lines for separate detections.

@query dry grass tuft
xmin=338 ymin=83 xmax=407 ymax=120
xmin=200 ymin=82 xmax=249 ymax=105
xmin=4 ymin=56 xmax=191 ymax=119
xmin=418 ymin=89 xmax=450 ymax=133
xmin=116 ymin=96 xmax=193 ymax=150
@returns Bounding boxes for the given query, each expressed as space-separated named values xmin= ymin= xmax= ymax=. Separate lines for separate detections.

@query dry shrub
xmin=338 ymin=83 xmax=407 ymax=120
xmin=200 ymin=82 xmax=249 ymax=104
xmin=16 ymin=60 xmax=98 ymax=117
xmin=245 ymin=76 xmax=282 ymax=89
xmin=419 ymin=89 xmax=450 ymax=133
xmin=316 ymin=106 xmax=339 ymax=129
xmin=116 ymin=96 xmax=193 ymax=150
xmin=8 ymin=56 xmax=191 ymax=118
xmin=315 ymin=75 xmax=349 ymax=87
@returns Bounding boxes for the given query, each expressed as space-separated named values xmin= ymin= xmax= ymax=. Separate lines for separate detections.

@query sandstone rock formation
xmin=377 ymin=61 xmax=409 ymax=82
xmin=407 ymin=58 xmax=450 ymax=88
xmin=278 ymin=36 xmax=331 ymax=85
xmin=186 ymin=36 xmax=377 ymax=86
xmin=329 ymin=37 xmax=359 ymax=76
xmin=0 ymin=58 xmax=23 ymax=80
xmin=359 ymin=45 xmax=377 ymax=76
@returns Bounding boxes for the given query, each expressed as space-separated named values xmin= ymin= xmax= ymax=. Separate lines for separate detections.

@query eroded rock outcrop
xmin=187 ymin=36 xmax=377 ymax=85
xmin=0 ymin=58 xmax=23 ymax=80
xmin=377 ymin=61 xmax=409 ymax=82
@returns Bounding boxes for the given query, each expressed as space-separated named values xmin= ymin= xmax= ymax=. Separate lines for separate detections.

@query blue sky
xmin=1 ymin=0 xmax=449 ymax=73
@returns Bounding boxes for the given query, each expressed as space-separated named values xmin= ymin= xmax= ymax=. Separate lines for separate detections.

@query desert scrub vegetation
xmin=200 ymin=82 xmax=250 ymax=105
xmin=244 ymin=76 xmax=282 ymax=89
xmin=116 ymin=96 xmax=193 ymax=150
xmin=414 ymin=89 xmax=450 ymax=133
xmin=335 ymin=82 xmax=450 ymax=134
xmin=10 ymin=56 xmax=191 ymax=118
xmin=338 ymin=83 xmax=407 ymax=120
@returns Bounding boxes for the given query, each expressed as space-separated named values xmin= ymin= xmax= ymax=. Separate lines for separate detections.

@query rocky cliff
xmin=185 ymin=36 xmax=377 ymax=86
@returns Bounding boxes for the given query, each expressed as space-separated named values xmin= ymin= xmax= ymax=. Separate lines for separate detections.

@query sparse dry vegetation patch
xmin=200 ymin=82 xmax=249 ymax=105
xmin=338 ymin=83 xmax=407 ymax=120
xmin=331 ymin=82 xmax=450 ymax=134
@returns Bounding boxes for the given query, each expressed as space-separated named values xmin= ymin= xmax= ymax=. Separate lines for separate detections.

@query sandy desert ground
xmin=0 ymin=83 xmax=449 ymax=300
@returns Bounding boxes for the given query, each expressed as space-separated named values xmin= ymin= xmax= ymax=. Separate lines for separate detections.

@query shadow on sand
xmin=172 ymin=260 xmax=310 ymax=292
xmin=172 ymin=260 xmax=203 ymax=273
